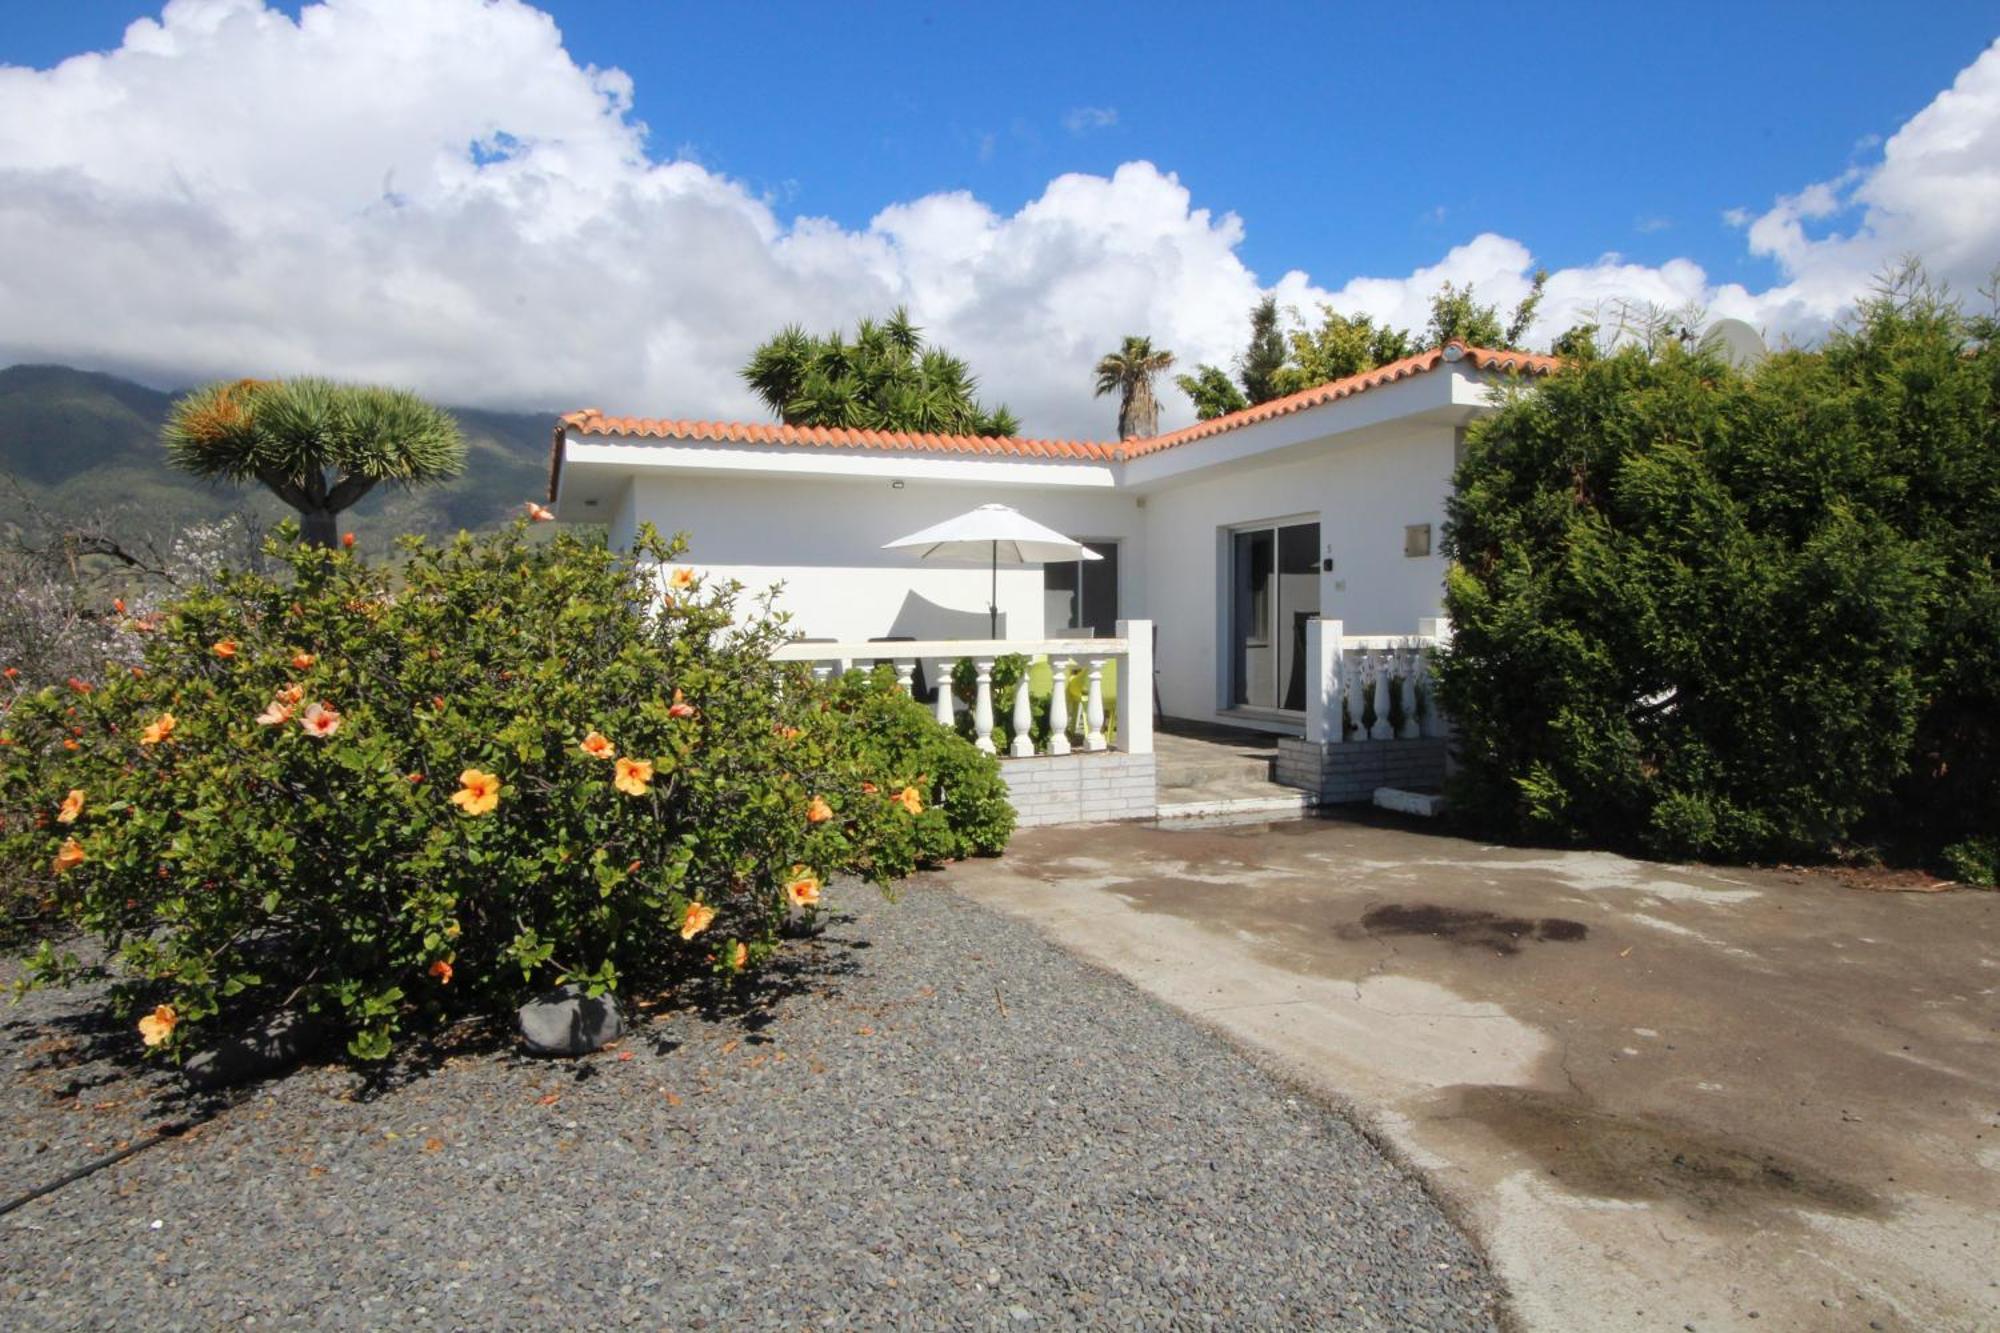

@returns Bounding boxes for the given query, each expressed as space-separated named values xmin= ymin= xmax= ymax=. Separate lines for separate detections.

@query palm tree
xmin=1094 ymin=336 xmax=1176 ymax=439
xmin=741 ymin=308 xmax=1017 ymax=436
xmin=164 ymin=377 xmax=465 ymax=548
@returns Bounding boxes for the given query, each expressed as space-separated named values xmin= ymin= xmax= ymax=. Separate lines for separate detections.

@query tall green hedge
xmin=1440 ymin=272 xmax=1997 ymax=875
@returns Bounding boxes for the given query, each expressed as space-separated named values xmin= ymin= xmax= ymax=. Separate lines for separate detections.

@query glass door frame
xmin=1222 ymin=513 xmax=1321 ymax=716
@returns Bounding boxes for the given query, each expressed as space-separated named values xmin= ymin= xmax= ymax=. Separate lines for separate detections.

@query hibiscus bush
xmin=1 ymin=521 xmax=1005 ymax=1060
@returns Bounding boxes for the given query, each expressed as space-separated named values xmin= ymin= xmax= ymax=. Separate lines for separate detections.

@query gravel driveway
xmin=2 ymin=880 xmax=1499 ymax=1330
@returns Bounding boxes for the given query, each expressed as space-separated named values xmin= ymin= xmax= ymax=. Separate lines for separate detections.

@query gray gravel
xmin=2 ymin=880 xmax=1500 ymax=1329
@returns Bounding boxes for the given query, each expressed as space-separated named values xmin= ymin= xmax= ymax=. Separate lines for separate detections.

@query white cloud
xmin=1 ymin=2 xmax=1996 ymax=439
xmin=1062 ymin=106 xmax=1119 ymax=134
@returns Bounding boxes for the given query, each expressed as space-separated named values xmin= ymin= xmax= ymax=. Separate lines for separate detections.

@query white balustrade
xmin=770 ymin=625 xmax=1154 ymax=760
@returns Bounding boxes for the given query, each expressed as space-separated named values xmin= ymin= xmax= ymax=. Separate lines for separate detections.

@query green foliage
xmin=1 ymin=523 xmax=1010 ymax=1059
xmin=828 ymin=666 xmax=1015 ymax=872
xmin=1174 ymin=297 xmax=1293 ymax=421
xmin=740 ymin=308 xmax=1017 ymax=437
xmin=1172 ymin=365 xmax=1248 ymax=422
xmin=1270 ymin=308 xmax=1417 ymax=397
xmin=1094 ymin=336 xmax=1176 ymax=439
xmin=1423 ymin=271 xmax=1546 ymax=351
xmin=164 ymin=378 xmax=467 ymax=547
xmin=1941 ymin=838 xmax=1997 ymax=888
xmin=1440 ymin=266 xmax=1997 ymax=865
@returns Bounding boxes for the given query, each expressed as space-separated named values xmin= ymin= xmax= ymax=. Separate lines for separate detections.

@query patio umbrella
xmin=882 ymin=502 xmax=1101 ymax=637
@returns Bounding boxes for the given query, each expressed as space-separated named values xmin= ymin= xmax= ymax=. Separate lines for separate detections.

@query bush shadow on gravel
xmin=342 ymin=909 xmax=872 ymax=1100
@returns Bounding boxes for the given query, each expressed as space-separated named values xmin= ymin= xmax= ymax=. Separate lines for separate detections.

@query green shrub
xmin=0 ymin=522 xmax=1007 ymax=1060
xmin=1941 ymin=838 xmax=1998 ymax=888
xmin=1440 ymin=268 xmax=1996 ymax=864
xmin=833 ymin=665 xmax=1014 ymax=873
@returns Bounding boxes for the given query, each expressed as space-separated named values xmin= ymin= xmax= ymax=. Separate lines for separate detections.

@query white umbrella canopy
xmin=883 ymin=502 xmax=1101 ymax=636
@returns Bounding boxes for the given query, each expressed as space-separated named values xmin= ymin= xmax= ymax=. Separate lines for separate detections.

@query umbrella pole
xmin=989 ymin=540 xmax=998 ymax=637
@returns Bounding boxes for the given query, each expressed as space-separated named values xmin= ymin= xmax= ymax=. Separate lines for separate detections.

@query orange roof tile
xmin=549 ymin=341 xmax=1558 ymax=500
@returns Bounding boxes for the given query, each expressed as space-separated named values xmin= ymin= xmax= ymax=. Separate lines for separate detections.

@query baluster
xmin=1084 ymin=658 xmax=1108 ymax=752
xmin=1010 ymin=665 xmax=1035 ymax=757
xmin=972 ymin=659 xmax=996 ymax=755
xmin=893 ymin=658 xmax=915 ymax=694
xmin=1343 ymin=652 xmax=1366 ymax=741
xmin=1369 ymin=649 xmax=1394 ymax=740
xmin=934 ymin=659 xmax=958 ymax=729
xmin=1418 ymin=646 xmax=1446 ymax=738
xmin=1397 ymin=647 xmax=1420 ymax=739
xmin=1047 ymin=659 xmax=1071 ymax=755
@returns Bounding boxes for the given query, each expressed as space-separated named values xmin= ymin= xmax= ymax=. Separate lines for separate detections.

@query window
xmin=1042 ymin=541 xmax=1119 ymax=636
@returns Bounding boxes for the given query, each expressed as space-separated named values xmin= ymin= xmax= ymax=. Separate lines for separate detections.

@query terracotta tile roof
xmin=549 ymin=341 xmax=1558 ymax=500
xmin=1119 ymin=340 xmax=1561 ymax=458
xmin=560 ymin=411 xmax=1123 ymax=461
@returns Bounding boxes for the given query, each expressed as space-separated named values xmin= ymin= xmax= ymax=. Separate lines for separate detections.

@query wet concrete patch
xmin=1358 ymin=904 xmax=1589 ymax=955
xmin=1434 ymin=1085 xmax=1885 ymax=1219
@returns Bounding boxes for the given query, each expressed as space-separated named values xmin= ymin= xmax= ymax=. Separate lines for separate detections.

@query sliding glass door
xmin=1228 ymin=519 xmax=1320 ymax=712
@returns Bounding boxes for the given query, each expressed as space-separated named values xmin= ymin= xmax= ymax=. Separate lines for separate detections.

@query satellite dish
xmin=1700 ymin=318 xmax=1767 ymax=369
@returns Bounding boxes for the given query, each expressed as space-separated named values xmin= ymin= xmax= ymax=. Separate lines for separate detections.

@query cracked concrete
xmin=940 ymin=814 xmax=2000 ymax=1332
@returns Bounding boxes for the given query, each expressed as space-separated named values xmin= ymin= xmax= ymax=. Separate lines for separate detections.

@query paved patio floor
xmin=941 ymin=814 xmax=2000 ymax=1332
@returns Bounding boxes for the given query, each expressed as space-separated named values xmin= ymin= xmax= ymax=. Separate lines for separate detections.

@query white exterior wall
xmin=621 ymin=472 xmax=1142 ymax=642
xmin=1141 ymin=425 xmax=1457 ymax=727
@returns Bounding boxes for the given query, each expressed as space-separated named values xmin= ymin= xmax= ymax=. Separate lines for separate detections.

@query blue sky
xmin=3 ymin=1 xmax=1997 ymax=431
xmin=11 ymin=1 xmax=1992 ymax=289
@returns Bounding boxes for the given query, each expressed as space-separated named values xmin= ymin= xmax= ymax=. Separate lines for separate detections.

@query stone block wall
xmin=1274 ymin=737 xmax=1447 ymax=805
xmin=999 ymin=752 xmax=1158 ymax=828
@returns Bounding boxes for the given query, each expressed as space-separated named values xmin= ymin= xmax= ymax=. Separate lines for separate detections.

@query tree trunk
xmin=299 ymin=508 xmax=339 ymax=548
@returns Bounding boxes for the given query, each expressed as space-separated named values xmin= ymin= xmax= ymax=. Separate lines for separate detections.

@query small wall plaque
xmin=1404 ymin=523 xmax=1432 ymax=557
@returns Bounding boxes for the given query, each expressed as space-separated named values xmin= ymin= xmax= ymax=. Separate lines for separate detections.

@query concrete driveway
xmin=940 ymin=815 xmax=2000 ymax=1332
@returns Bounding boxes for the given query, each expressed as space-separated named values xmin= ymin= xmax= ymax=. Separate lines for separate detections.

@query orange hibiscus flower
xmin=524 ymin=501 xmax=555 ymax=522
xmin=137 ymin=1004 xmax=178 ymax=1047
xmin=897 ymin=785 xmax=924 ymax=815
xmin=667 ymin=689 xmax=696 ymax=720
xmin=680 ymin=901 xmax=716 ymax=940
xmin=806 ymin=795 xmax=833 ymax=824
xmin=341 ymin=532 xmax=356 ymax=548
xmin=451 ymin=768 xmax=502 ymax=816
xmin=666 ymin=567 xmax=696 ymax=592
xmin=278 ymin=683 xmax=306 ymax=706
xmin=255 ymin=699 xmax=294 ymax=727
xmin=731 ymin=941 xmax=749 ymax=970
xmin=579 ymin=731 xmax=616 ymax=760
xmin=613 ymin=756 xmax=654 ymax=796
xmin=212 ymin=639 xmax=239 ymax=659
xmin=57 ymin=788 xmax=85 ymax=824
xmin=299 ymin=702 xmax=342 ymax=738
xmin=139 ymin=713 xmax=176 ymax=745
xmin=785 ymin=865 xmax=822 ymax=908
xmin=290 ymin=651 xmax=316 ymax=670
xmin=429 ymin=958 xmax=454 ymax=985
xmin=52 ymin=837 xmax=85 ymax=872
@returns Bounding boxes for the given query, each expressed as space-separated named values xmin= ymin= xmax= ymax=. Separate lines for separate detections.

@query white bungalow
xmin=547 ymin=341 xmax=1558 ymax=824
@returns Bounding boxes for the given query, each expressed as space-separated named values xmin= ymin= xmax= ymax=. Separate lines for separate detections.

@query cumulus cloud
xmin=1 ymin=1 xmax=1996 ymax=439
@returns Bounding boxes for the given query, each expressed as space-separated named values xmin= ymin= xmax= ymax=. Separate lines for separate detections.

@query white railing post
xmin=972 ymin=659 xmax=997 ymax=755
xmin=934 ymin=659 xmax=958 ymax=729
xmin=893 ymin=658 xmax=915 ymax=695
xmin=1396 ymin=645 xmax=1421 ymax=739
xmin=1115 ymin=618 xmax=1152 ymax=756
xmin=1343 ymin=651 xmax=1366 ymax=742
xmin=1047 ymin=659 xmax=1071 ymax=755
xmin=1369 ymin=649 xmax=1394 ymax=740
xmin=1083 ymin=658 xmax=1108 ymax=752
xmin=1306 ymin=618 xmax=1344 ymax=744
xmin=1009 ymin=665 xmax=1035 ymax=757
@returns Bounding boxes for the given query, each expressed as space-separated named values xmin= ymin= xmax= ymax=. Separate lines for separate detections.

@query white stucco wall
xmin=1140 ymin=424 xmax=1457 ymax=727
xmin=619 ymin=472 xmax=1143 ymax=642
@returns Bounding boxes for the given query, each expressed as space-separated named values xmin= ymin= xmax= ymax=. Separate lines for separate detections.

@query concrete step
xmin=1156 ymin=755 xmax=1276 ymax=788
xmin=1156 ymin=789 xmax=1318 ymax=823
